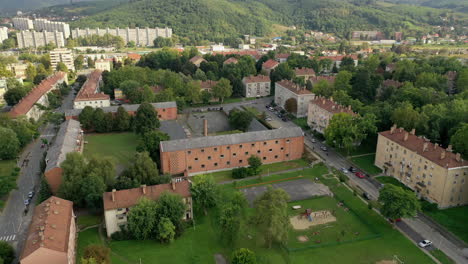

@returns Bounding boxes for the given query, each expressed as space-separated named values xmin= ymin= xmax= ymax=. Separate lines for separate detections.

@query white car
xmin=311 ymin=139 xmax=316 ymax=143
xmin=418 ymin=240 xmax=432 ymax=248
xmin=340 ymin=168 xmax=349 ymax=174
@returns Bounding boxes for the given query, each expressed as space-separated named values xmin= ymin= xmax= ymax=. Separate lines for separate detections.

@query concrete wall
xmin=243 ymin=82 xmax=270 ymax=98
xmin=275 ymin=84 xmax=315 ymax=117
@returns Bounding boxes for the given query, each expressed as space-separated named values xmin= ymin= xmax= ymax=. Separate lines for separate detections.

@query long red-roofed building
xmin=9 ymin=72 xmax=67 ymax=121
xmin=73 ymin=70 xmax=110 ymax=109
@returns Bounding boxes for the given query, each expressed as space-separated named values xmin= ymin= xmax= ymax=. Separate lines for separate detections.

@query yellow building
xmin=375 ymin=126 xmax=468 ymax=208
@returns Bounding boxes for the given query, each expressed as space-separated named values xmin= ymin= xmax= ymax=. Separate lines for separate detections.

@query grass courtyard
xmin=351 ymin=154 xmax=382 ymax=176
xmin=83 ymin=133 xmax=138 ymax=167
xmin=77 ymin=165 xmax=435 ymax=264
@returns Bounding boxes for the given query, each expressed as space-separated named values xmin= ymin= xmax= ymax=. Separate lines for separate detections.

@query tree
xmin=228 ymin=109 xmax=253 ymax=132
xmin=0 ymin=241 xmax=14 ymax=264
xmin=185 ymin=80 xmax=201 ymax=103
xmin=219 ymin=192 xmax=247 ymax=245
xmin=390 ymin=102 xmax=425 ymax=131
xmin=456 ymin=69 xmax=468 ymax=93
xmin=191 ymin=174 xmax=218 ymax=214
xmin=74 ymin=55 xmax=85 ymax=70
xmin=378 ymin=184 xmax=420 ymax=221
xmin=153 ymin=37 xmax=174 ymax=48
xmin=134 ymin=102 xmax=160 ymax=135
xmin=156 ymin=217 xmax=176 ymax=243
xmin=248 ymin=155 xmax=262 ymax=175
xmin=451 ymin=123 xmax=468 ymax=159
xmin=83 ymin=245 xmax=111 ymax=264
xmin=114 ymin=106 xmax=131 ymax=131
xmin=56 ymin=62 xmax=68 ymax=72
xmin=284 ymin=98 xmax=298 ymax=114
xmin=201 ymin=90 xmax=213 ymax=104
xmin=271 ymin=63 xmax=294 ymax=82
xmin=252 ymin=186 xmax=290 ymax=248
xmin=156 ymin=192 xmax=186 ymax=234
xmin=79 ymin=106 xmax=95 ymax=130
xmin=38 ymin=175 xmax=52 ymax=203
xmin=127 ymin=198 xmax=157 ymax=240
xmin=231 ymin=248 xmax=257 ymax=264
xmin=334 ymin=70 xmax=352 ymax=93
xmin=25 ymin=63 xmax=37 ymax=82
xmin=87 ymin=57 xmax=95 ymax=68
xmin=4 ymin=86 xmax=27 ymax=106
xmin=80 ymin=258 xmax=100 ymax=264
xmin=124 ymin=151 xmax=163 ymax=185
xmin=87 ymin=157 xmax=116 ymax=188
xmin=212 ymin=78 xmax=232 ymax=102
xmin=137 ymin=131 xmax=170 ymax=163
xmin=92 ymin=108 xmax=108 ymax=133
xmin=0 ymin=127 xmax=20 ymax=159
xmin=194 ymin=69 xmax=207 ymax=81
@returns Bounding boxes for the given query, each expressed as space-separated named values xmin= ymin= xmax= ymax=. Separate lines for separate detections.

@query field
xmin=424 ymin=205 xmax=468 ymax=244
xmin=77 ymin=165 xmax=434 ymax=264
xmin=351 ymin=154 xmax=382 ymax=176
xmin=83 ymin=133 xmax=138 ymax=167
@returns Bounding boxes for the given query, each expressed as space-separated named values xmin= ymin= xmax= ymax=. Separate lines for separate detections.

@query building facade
xmin=242 ymin=75 xmax=271 ymax=98
xmin=20 ymin=197 xmax=76 ymax=264
xmin=294 ymin=67 xmax=316 ymax=80
xmin=7 ymin=63 xmax=29 ymax=79
xmin=0 ymin=27 xmax=8 ymax=43
xmin=274 ymin=80 xmax=315 ymax=117
xmin=375 ymin=126 xmax=468 ymax=208
xmin=103 ymin=180 xmax=192 ymax=237
xmin=71 ymin=27 xmax=172 ymax=46
xmin=50 ymin=48 xmax=74 ymax=71
xmin=12 ymin=17 xmax=34 ymax=30
xmin=33 ymin=19 xmax=70 ymax=38
xmin=160 ymin=127 xmax=304 ymax=175
xmin=95 ymin=59 xmax=111 ymax=72
xmin=44 ymin=120 xmax=83 ymax=193
xmin=73 ymin=70 xmax=110 ymax=109
xmin=17 ymin=30 xmax=65 ymax=49
xmin=9 ymin=72 xmax=67 ymax=120
xmin=65 ymin=102 xmax=177 ymax=121
xmin=307 ymin=96 xmax=356 ymax=134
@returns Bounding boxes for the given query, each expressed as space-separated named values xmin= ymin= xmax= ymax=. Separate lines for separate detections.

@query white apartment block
xmin=275 ymin=80 xmax=315 ymax=117
xmin=17 ymin=30 xmax=65 ymax=49
xmin=242 ymin=75 xmax=271 ymax=98
xmin=12 ymin=17 xmax=34 ymax=30
xmin=71 ymin=27 xmax=172 ymax=46
xmin=33 ymin=19 xmax=71 ymax=38
xmin=0 ymin=27 xmax=8 ymax=43
xmin=50 ymin=48 xmax=75 ymax=71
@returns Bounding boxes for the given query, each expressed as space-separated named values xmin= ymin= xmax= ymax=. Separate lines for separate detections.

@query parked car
xmin=28 ymin=191 xmax=35 ymax=198
xmin=265 ymin=118 xmax=272 ymax=121
xmin=265 ymin=105 xmax=270 ymax=109
xmin=340 ymin=168 xmax=349 ymax=174
xmin=24 ymin=199 xmax=30 ymax=206
xmin=362 ymin=192 xmax=371 ymax=200
xmin=418 ymin=240 xmax=433 ymax=248
xmin=355 ymin=172 xmax=365 ymax=178
xmin=282 ymin=117 xmax=289 ymax=122
xmin=311 ymin=139 xmax=317 ymax=143
xmin=349 ymin=167 xmax=357 ymax=173
xmin=321 ymin=146 xmax=327 ymax=151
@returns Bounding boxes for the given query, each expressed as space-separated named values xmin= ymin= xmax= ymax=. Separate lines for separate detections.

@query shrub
xmin=14 ymin=167 xmax=20 ymax=172
xmin=110 ymin=226 xmax=133 ymax=241
xmin=338 ymin=173 xmax=348 ymax=183
xmin=420 ymin=199 xmax=438 ymax=212
xmin=368 ymin=203 xmax=373 ymax=210
xmin=232 ymin=167 xmax=249 ymax=179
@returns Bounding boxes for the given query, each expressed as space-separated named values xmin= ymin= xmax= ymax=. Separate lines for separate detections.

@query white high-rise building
xmin=17 ymin=30 xmax=65 ymax=49
xmin=12 ymin=17 xmax=34 ymax=30
xmin=71 ymin=27 xmax=172 ymax=46
xmin=50 ymin=48 xmax=75 ymax=71
xmin=0 ymin=27 xmax=8 ymax=43
xmin=33 ymin=19 xmax=71 ymax=38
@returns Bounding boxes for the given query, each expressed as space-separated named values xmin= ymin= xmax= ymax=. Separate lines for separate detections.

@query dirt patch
xmin=290 ymin=210 xmax=336 ymax=230
xmin=297 ymin=235 xmax=309 ymax=242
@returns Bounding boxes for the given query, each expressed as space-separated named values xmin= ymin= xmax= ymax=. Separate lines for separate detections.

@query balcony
xmin=384 ymin=162 xmax=392 ymax=167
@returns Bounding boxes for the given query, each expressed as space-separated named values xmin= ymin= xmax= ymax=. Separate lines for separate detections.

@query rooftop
xmin=242 ymin=75 xmax=270 ymax=83
xmin=74 ymin=70 xmax=109 ymax=102
xmin=380 ymin=126 xmax=468 ymax=169
xmin=9 ymin=72 xmax=66 ymax=118
xmin=127 ymin=53 xmax=141 ymax=60
xmin=262 ymin=59 xmax=279 ymax=70
xmin=310 ymin=96 xmax=356 ymax=115
xmin=161 ymin=127 xmax=303 ymax=152
xmin=65 ymin=102 xmax=177 ymax=117
xmin=45 ymin=120 xmax=82 ymax=173
xmin=200 ymin=80 xmax=218 ymax=90
xmin=276 ymin=53 xmax=290 ymax=59
xmin=294 ymin=67 xmax=316 ymax=76
xmin=21 ymin=197 xmax=74 ymax=260
xmin=189 ymin=55 xmax=206 ymax=63
xmin=103 ymin=181 xmax=191 ymax=210
xmin=223 ymin=57 xmax=238 ymax=65
xmin=276 ymin=80 xmax=312 ymax=95
xmin=309 ymin=75 xmax=336 ymax=84
xmin=319 ymin=55 xmax=358 ymax=61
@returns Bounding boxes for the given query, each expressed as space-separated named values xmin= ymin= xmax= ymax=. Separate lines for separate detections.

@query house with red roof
xmin=294 ymin=68 xmax=316 ymax=80
xmin=307 ymin=96 xmax=356 ymax=134
xmin=242 ymin=75 xmax=271 ymax=98
xmin=276 ymin=53 xmax=290 ymax=63
xmin=189 ymin=55 xmax=206 ymax=67
xmin=73 ymin=70 xmax=110 ymax=109
xmin=262 ymin=59 xmax=279 ymax=74
xmin=223 ymin=57 xmax=238 ymax=66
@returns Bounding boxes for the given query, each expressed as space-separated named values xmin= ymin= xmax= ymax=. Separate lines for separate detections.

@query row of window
xmin=193 ymin=149 xmax=288 ymax=161
xmin=188 ymin=155 xmax=287 ymax=170
xmin=187 ymin=140 xmax=290 ymax=154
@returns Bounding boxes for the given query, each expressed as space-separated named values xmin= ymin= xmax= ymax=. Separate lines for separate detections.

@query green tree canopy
xmin=134 ymin=102 xmax=160 ymax=135
xmin=0 ymin=127 xmax=20 ymax=159
xmin=248 ymin=155 xmax=262 ymax=175
xmin=231 ymin=248 xmax=257 ymax=264
xmin=83 ymin=245 xmax=111 ymax=264
xmin=191 ymin=174 xmax=218 ymax=215
xmin=0 ymin=241 xmax=14 ymax=264
xmin=212 ymin=78 xmax=232 ymax=102
xmin=378 ymin=184 xmax=420 ymax=220
xmin=228 ymin=109 xmax=253 ymax=132
xmin=451 ymin=123 xmax=468 ymax=159
xmin=127 ymin=198 xmax=158 ymax=240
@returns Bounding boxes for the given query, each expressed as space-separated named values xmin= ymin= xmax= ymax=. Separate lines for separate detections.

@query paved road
xmin=0 ymin=86 xmax=76 ymax=259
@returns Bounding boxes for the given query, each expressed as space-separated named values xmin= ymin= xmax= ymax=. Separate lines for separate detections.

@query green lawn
xmin=0 ymin=160 xmax=16 ymax=178
xmin=243 ymin=106 xmax=261 ymax=117
xmin=430 ymin=249 xmax=456 ymax=264
xmin=351 ymin=154 xmax=382 ymax=176
xmin=84 ymin=133 xmax=138 ymax=167
xmin=77 ymin=215 xmax=103 ymax=229
xmin=292 ymin=117 xmax=310 ymax=130
xmin=424 ymin=205 xmax=468 ymax=244
xmin=336 ymin=137 xmax=377 ymax=157
xmin=375 ymin=176 xmax=411 ymax=191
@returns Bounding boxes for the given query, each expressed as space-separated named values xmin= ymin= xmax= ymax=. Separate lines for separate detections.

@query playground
xmin=290 ymin=210 xmax=336 ymax=230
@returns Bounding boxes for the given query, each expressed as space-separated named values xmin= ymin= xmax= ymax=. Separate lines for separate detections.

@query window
xmin=117 ymin=208 xmax=123 ymax=212
xmin=195 ymin=158 xmax=199 ymax=161
xmin=251 ymin=143 xmax=255 ymax=147
xmin=233 ymin=153 xmax=237 ymax=157
xmin=227 ymin=161 xmax=231 ymax=165
xmin=245 ymin=152 xmax=249 ymax=155
xmin=263 ymin=157 xmax=266 ymax=160
xmin=281 ymin=147 xmax=284 ymax=150
xmin=269 ymin=149 xmax=272 ymax=152
xmin=158 ymin=115 xmax=162 ymax=118
xmin=274 ymin=155 xmax=278 ymax=159
xmin=208 ymin=156 xmax=212 ymax=160
xmin=275 ymin=140 xmax=279 ymax=144
xmin=239 ymin=144 xmax=243 ymax=148
xmin=214 ymin=148 xmax=218 ymax=151
xmin=286 ymin=154 xmax=289 ymax=157
xmin=227 ymin=146 xmax=230 ymax=150
xmin=239 ymin=160 xmax=243 ymax=163
xmin=286 ymin=139 xmax=290 ymax=143
xmin=201 ymin=149 xmax=205 ymax=153
xmin=188 ymin=166 xmax=192 ymax=170
xmin=257 ymin=150 xmax=261 ymax=154
xmin=214 ymin=163 xmax=218 ymax=167
xmin=201 ymin=164 xmax=205 ymax=168
xmin=220 ymin=154 xmax=224 ymax=158
xmin=187 ymin=150 xmax=192 ymax=155
xmin=263 ymin=142 xmax=267 ymax=145
xmin=163 ymin=108 xmax=166 ymax=112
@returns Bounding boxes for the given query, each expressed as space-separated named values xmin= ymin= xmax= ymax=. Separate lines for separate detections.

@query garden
xmin=83 ymin=132 xmax=138 ymax=168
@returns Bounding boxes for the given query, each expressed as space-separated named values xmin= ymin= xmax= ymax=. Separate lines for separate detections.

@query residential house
xmin=189 ymin=56 xmax=206 ymax=68
xmin=262 ymin=59 xmax=279 ymax=74
xmin=276 ymin=53 xmax=290 ymax=63
xmin=95 ymin=59 xmax=112 ymax=72
xmin=274 ymin=80 xmax=315 ymax=117
xmin=294 ymin=68 xmax=316 ymax=81
xmin=73 ymin=70 xmax=110 ymax=109
xmin=7 ymin=63 xmax=28 ymax=79
xmin=223 ymin=57 xmax=238 ymax=66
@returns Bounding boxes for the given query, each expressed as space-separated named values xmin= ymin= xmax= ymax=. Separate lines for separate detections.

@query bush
xmin=420 ymin=199 xmax=438 ymax=212
xmin=368 ymin=203 xmax=373 ymax=210
xmin=110 ymin=226 xmax=134 ymax=241
xmin=338 ymin=173 xmax=348 ymax=183
xmin=232 ymin=167 xmax=249 ymax=179
xmin=0 ymin=241 xmax=15 ymax=264
xmin=14 ymin=167 xmax=20 ymax=172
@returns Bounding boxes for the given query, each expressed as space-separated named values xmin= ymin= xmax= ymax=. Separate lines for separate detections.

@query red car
xmin=355 ymin=172 xmax=365 ymax=178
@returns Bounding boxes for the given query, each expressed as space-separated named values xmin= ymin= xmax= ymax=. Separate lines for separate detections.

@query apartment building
xmin=103 ymin=180 xmax=192 ymax=237
xmin=0 ymin=27 xmax=8 ymax=43
xmin=294 ymin=67 xmax=316 ymax=80
xmin=9 ymin=72 xmax=67 ymax=121
xmin=73 ymin=70 xmax=110 ymax=109
xmin=65 ymin=102 xmax=177 ymax=121
xmin=375 ymin=126 xmax=468 ymax=208
xmin=242 ymin=75 xmax=271 ymax=98
xmin=307 ymin=96 xmax=356 ymax=134
xmin=50 ymin=48 xmax=74 ymax=71
xmin=20 ymin=196 xmax=75 ymax=264
xmin=274 ymin=80 xmax=315 ymax=117
xmin=12 ymin=17 xmax=34 ymax=30
xmin=160 ymin=127 xmax=304 ymax=175
xmin=6 ymin=63 xmax=28 ymax=79
xmin=71 ymin=27 xmax=172 ymax=46
xmin=95 ymin=59 xmax=111 ymax=72
xmin=33 ymin=19 xmax=70 ymax=38
xmin=17 ymin=30 xmax=65 ymax=49
xmin=44 ymin=120 xmax=83 ymax=193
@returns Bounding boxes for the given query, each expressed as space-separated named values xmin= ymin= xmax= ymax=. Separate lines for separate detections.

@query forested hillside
xmin=0 ymin=0 xmax=99 ymax=13
xmin=70 ymin=0 xmax=468 ymax=43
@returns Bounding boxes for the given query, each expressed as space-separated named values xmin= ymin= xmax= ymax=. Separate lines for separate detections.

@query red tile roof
xmin=223 ymin=57 xmax=238 ymax=65
xmin=75 ymin=70 xmax=109 ymax=102
xmin=189 ymin=55 xmax=206 ymax=64
xmin=21 ymin=196 xmax=74 ymax=260
xmin=243 ymin=75 xmax=270 ymax=83
xmin=200 ymin=80 xmax=218 ymax=90
xmin=213 ymin=50 xmax=262 ymax=57
xmin=9 ymin=72 xmax=66 ymax=118
xmin=262 ymin=59 xmax=279 ymax=70
xmin=382 ymin=79 xmax=403 ymax=88
xmin=276 ymin=53 xmax=290 ymax=59
xmin=276 ymin=80 xmax=312 ymax=95
xmin=103 ymin=181 xmax=191 ymax=210
xmin=294 ymin=67 xmax=316 ymax=76
xmin=380 ymin=127 xmax=468 ymax=169
xmin=309 ymin=76 xmax=336 ymax=84
xmin=310 ymin=96 xmax=356 ymax=115
xmin=127 ymin=53 xmax=141 ymax=61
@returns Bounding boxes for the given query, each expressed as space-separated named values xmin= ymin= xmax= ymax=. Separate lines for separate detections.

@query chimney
xmin=410 ymin=128 xmax=416 ymax=135
xmin=142 ymin=185 xmax=147 ymax=195
xmin=434 ymin=143 xmax=438 ymax=150
xmin=330 ymin=96 xmax=334 ymax=102
xmin=455 ymin=153 xmax=461 ymax=162
xmin=111 ymin=189 xmax=116 ymax=202
xmin=447 ymin=145 xmax=453 ymax=152
xmin=440 ymin=151 xmax=446 ymax=160
xmin=423 ymin=142 xmax=428 ymax=152
xmin=203 ymin=119 xmax=208 ymax=137
xmin=390 ymin=124 xmax=397 ymax=134
xmin=171 ymin=180 xmax=176 ymax=191
xmin=404 ymin=132 xmax=408 ymax=141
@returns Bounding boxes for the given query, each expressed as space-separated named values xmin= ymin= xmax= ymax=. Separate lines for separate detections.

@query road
xmin=0 ymin=87 xmax=76 ymax=258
